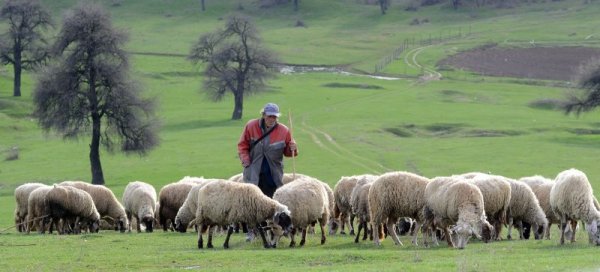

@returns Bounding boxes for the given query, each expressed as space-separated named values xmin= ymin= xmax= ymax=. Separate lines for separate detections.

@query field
xmin=2 ymin=0 xmax=600 ymax=271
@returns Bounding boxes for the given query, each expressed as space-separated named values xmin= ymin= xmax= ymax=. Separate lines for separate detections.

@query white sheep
xmin=520 ymin=175 xmax=561 ymax=239
xmin=59 ymin=181 xmax=128 ymax=232
xmin=195 ymin=180 xmax=292 ymax=249
xmin=174 ymin=178 xmax=222 ymax=232
xmin=550 ymin=168 xmax=600 ymax=245
xmin=332 ymin=174 xmax=377 ymax=235
xmin=123 ymin=181 xmax=157 ymax=233
xmin=46 ymin=185 xmax=101 ymax=234
xmin=504 ymin=177 xmax=548 ymax=240
xmin=14 ymin=182 xmax=46 ymax=232
xmin=368 ymin=171 xmax=430 ymax=246
xmin=26 ymin=185 xmax=53 ymax=234
xmin=284 ymin=173 xmax=336 ymax=234
xmin=424 ymin=176 xmax=493 ymax=249
xmin=272 ymin=177 xmax=329 ymax=247
xmin=460 ymin=173 xmax=511 ymax=241
xmin=157 ymin=177 xmax=204 ymax=232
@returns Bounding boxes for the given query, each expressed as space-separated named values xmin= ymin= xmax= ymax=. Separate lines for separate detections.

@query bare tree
xmin=32 ymin=3 xmax=159 ymax=185
xmin=563 ymin=58 xmax=600 ymax=116
xmin=188 ymin=14 xmax=279 ymax=120
xmin=0 ymin=0 xmax=52 ymax=97
xmin=200 ymin=0 xmax=206 ymax=11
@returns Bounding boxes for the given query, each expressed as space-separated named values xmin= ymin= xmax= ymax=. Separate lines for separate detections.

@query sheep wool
xmin=174 ymin=178 xmax=222 ymax=232
xmin=550 ymin=168 xmax=600 ymax=245
xmin=46 ymin=185 xmax=101 ymax=234
xmin=520 ymin=175 xmax=559 ymax=239
xmin=14 ymin=182 xmax=46 ymax=232
xmin=123 ymin=181 xmax=157 ymax=233
xmin=26 ymin=185 xmax=53 ymax=234
xmin=504 ymin=178 xmax=548 ymax=240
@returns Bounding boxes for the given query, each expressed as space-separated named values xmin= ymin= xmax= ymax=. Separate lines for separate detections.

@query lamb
xmin=59 ymin=181 xmax=128 ymax=232
xmin=368 ymin=171 xmax=430 ymax=246
xmin=26 ymin=185 xmax=53 ymax=234
xmin=157 ymin=177 xmax=204 ymax=231
xmin=14 ymin=182 xmax=46 ymax=232
xmin=503 ymin=178 xmax=548 ymax=240
xmin=174 ymin=178 xmax=223 ymax=232
xmin=332 ymin=174 xmax=377 ymax=235
xmin=520 ymin=175 xmax=563 ymax=239
xmin=123 ymin=181 xmax=157 ymax=233
xmin=46 ymin=185 xmax=101 ymax=234
xmin=460 ymin=173 xmax=511 ymax=241
xmin=423 ymin=176 xmax=493 ymax=249
xmin=549 ymin=168 xmax=600 ymax=245
xmin=271 ymin=177 xmax=329 ymax=247
xmin=195 ymin=179 xmax=292 ymax=249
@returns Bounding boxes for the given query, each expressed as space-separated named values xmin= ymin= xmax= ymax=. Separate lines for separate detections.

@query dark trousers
xmin=258 ymin=158 xmax=277 ymax=198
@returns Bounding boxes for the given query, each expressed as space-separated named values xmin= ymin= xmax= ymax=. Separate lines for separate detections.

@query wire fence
xmin=374 ymin=25 xmax=472 ymax=74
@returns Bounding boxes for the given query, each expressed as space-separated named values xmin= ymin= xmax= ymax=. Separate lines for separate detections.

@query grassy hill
xmin=2 ymin=0 xmax=600 ymax=270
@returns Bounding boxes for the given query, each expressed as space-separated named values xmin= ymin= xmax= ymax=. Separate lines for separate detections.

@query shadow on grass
xmin=384 ymin=123 xmax=526 ymax=138
xmin=163 ymin=119 xmax=242 ymax=132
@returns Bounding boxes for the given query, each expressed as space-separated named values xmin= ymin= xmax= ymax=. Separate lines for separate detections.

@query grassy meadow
xmin=2 ymin=0 xmax=600 ymax=270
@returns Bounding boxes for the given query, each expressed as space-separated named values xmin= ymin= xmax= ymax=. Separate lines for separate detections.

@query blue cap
xmin=261 ymin=103 xmax=280 ymax=117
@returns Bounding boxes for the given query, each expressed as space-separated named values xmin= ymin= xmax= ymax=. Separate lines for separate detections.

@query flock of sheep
xmin=12 ymin=168 xmax=600 ymax=250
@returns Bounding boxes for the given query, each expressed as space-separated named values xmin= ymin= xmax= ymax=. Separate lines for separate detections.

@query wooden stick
xmin=288 ymin=109 xmax=296 ymax=179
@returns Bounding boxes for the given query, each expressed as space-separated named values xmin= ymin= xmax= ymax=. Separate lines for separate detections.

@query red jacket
xmin=237 ymin=118 xmax=297 ymax=187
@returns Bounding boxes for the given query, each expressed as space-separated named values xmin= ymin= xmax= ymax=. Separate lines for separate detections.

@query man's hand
xmin=289 ymin=142 xmax=297 ymax=152
xmin=242 ymin=160 xmax=250 ymax=168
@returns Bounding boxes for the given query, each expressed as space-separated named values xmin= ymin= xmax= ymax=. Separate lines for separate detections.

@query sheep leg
xmin=300 ymin=228 xmax=307 ymax=246
xmin=340 ymin=213 xmax=348 ymax=235
xmin=507 ymin=217 xmax=514 ymax=240
xmin=207 ymin=225 xmax=216 ymax=248
xmin=126 ymin=211 xmax=132 ymax=233
xmin=256 ymin=223 xmax=271 ymax=249
xmin=444 ymin=227 xmax=454 ymax=248
xmin=570 ymin=220 xmax=578 ymax=243
xmin=411 ymin=221 xmax=421 ymax=246
xmin=135 ymin=216 xmax=142 ymax=233
xmin=222 ymin=225 xmax=234 ymax=249
xmin=362 ymin=221 xmax=369 ymax=241
xmin=559 ymin=215 xmax=567 ymax=245
xmin=546 ymin=222 xmax=552 ymax=240
xmin=386 ymin=218 xmax=402 ymax=246
xmin=516 ymin=220 xmax=525 ymax=240
xmin=197 ymin=224 xmax=204 ymax=249
xmin=319 ymin=219 xmax=327 ymax=245
xmin=349 ymin=214 xmax=356 ymax=235
xmin=289 ymin=228 xmax=297 ymax=247
xmin=354 ymin=221 xmax=363 ymax=243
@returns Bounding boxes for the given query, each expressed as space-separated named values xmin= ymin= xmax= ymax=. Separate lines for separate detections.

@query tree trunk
xmin=232 ymin=90 xmax=243 ymax=120
xmin=90 ymin=115 xmax=105 ymax=184
xmin=13 ymin=46 xmax=22 ymax=97
xmin=200 ymin=0 xmax=205 ymax=11
xmin=293 ymin=0 xmax=298 ymax=11
xmin=379 ymin=0 xmax=387 ymax=14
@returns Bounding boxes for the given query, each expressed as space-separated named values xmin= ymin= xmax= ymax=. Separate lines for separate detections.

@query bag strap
xmin=249 ymin=123 xmax=278 ymax=152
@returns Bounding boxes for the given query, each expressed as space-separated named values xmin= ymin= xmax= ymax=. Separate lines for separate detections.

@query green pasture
xmin=2 ymin=0 xmax=600 ymax=270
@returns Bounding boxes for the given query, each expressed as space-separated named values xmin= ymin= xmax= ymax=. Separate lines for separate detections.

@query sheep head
xmin=585 ymin=218 xmax=600 ymax=245
xmin=450 ymin=222 xmax=474 ymax=249
xmin=272 ymin=205 xmax=293 ymax=236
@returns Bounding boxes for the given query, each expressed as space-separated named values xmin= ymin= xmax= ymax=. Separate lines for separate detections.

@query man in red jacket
xmin=237 ymin=102 xmax=298 ymax=198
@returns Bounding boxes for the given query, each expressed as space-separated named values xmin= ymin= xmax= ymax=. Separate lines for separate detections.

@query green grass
xmin=3 ymin=0 xmax=600 ymax=270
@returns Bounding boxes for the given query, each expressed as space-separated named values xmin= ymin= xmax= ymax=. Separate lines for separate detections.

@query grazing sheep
xmin=504 ymin=178 xmax=548 ymax=240
xmin=461 ymin=173 xmax=511 ymax=241
xmin=14 ymin=183 xmax=46 ymax=232
xmin=123 ymin=181 xmax=157 ymax=233
xmin=157 ymin=177 xmax=205 ymax=232
xmin=59 ymin=181 xmax=128 ymax=232
xmin=46 ymin=185 xmax=101 ymax=234
xmin=368 ymin=171 xmax=430 ymax=246
xmin=550 ymin=168 xmax=600 ymax=245
xmin=195 ymin=180 xmax=292 ymax=249
xmin=424 ymin=176 xmax=493 ymax=249
xmin=174 ymin=178 xmax=222 ymax=232
xmin=520 ymin=175 xmax=560 ymax=239
xmin=352 ymin=182 xmax=374 ymax=243
xmin=272 ymin=177 xmax=329 ymax=247
xmin=26 ymin=185 xmax=53 ymax=234
xmin=283 ymin=173 xmax=336 ymax=234
xmin=332 ymin=174 xmax=377 ymax=235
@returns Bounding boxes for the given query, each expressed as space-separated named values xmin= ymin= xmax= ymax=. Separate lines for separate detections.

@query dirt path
xmin=404 ymin=45 xmax=443 ymax=82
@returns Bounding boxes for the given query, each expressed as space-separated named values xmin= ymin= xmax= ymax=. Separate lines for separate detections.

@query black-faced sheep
xmin=550 ymin=168 xmax=600 ymax=245
xmin=195 ymin=180 xmax=292 ymax=249
xmin=424 ymin=176 xmax=493 ymax=249
xmin=271 ymin=177 xmax=329 ymax=247
xmin=368 ymin=171 xmax=430 ymax=246
xmin=123 ymin=181 xmax=157 ymax=233
xmin=519 ymin=175 xmax=560 ymax=239
xmin=46 ymin=185 xmax=101 ymax=234
xmin=504 ymin=178 xmax=548 ymax=240
xmin=59 ymin=181 xmax=128 ymax=232
xmin=14 ymin=182 xmax=46 ymax=232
